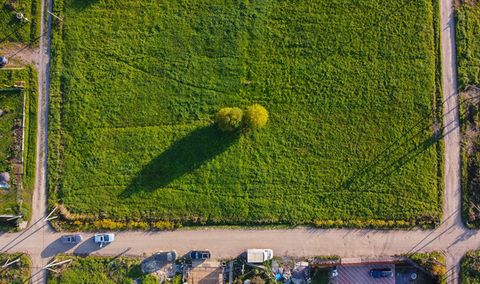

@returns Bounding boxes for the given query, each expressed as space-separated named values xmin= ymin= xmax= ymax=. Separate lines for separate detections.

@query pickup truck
xmin=247 ymin=249 xmax=274 ymax=263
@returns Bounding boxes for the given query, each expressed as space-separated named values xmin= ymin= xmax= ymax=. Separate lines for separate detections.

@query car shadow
xmin=73 ymin=236 xmax=105 ymax=255
xmin=41 ymin=237 xmax=76 ymax=258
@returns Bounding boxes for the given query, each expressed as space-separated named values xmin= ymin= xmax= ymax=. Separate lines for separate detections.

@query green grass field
xmin=49 ymin=0 xmax=442 ymax=229
xmin=456 ymin=2 xmax=480 ymax=89
xmin=47 ymin=255 xmax=157 ymax=284
xmin=0 ymin=67 xmax=37 ymax=228
xmin=456 ymin=2 xmax=480 ymax=228
xmin=0 ymin=253 xmax=31 ymax=284
xmin=461 ymin=251 xmax=480 ymax=284
xmin=0 ymin=0 xmax=40 ymax=45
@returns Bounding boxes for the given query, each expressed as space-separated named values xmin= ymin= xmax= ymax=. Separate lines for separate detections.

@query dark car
xmin=369 ymin=268 xmax=393 ymax=278
xmin=61 ymin=234 xmax=83 ymax=244
xmin=189 ymin=250 xmax=211 ymax=260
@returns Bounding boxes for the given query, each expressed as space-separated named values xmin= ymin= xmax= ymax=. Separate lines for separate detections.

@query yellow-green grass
xmin=48 ymin=0 xmax=442 ymax=229
xmin=461 ymin=250 xmax=480 ymax=284
xmin=0 ymin=253 xmax=31 ymax=284
xmin=46 ymin=255 xmax=155 ymax=284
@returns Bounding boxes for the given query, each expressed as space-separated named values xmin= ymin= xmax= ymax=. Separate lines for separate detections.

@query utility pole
xmin=44 ymin=258 xmax=73 ymax=272
xmin=2 ymin=257 xmax=21 ymax=269
xmin=45 ymin=206 xmax=58 ymax=221
xmin=47 ymin=11 xmax=63 ymax=22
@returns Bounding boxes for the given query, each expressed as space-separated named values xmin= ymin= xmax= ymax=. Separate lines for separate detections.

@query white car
xmin=94 ymin=233 xmax=115 ymax=247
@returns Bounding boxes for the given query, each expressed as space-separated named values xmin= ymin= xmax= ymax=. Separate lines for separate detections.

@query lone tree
xmin=215 ymin=107 xmax=244 ymax=132
xmin=245 ymin=104 xmax=268 ymax=130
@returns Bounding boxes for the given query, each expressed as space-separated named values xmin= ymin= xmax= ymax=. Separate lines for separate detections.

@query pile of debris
xmin=271 ymin=259 xmax=311 ymax=284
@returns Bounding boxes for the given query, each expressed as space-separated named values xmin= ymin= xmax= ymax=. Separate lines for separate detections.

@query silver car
xmin=61 ymin=234 xmax=83 ymax=244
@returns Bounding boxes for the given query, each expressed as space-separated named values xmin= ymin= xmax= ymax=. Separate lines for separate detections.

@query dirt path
xmin=0 ymin=0 xmax=469 ymax=283
xmin=27 ymin=0 xmax=53 ymax=281
xmin=440 ymin=0 xmax=463 ymax=281
xmin=0 ymin=43 xmax=40 ymax=67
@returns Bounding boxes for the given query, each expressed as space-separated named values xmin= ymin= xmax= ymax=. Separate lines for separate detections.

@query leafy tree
xmin=245 ymin=104 xmax=268 ymax=130
xmin=215 ymin=107 xmax=244 ymax=132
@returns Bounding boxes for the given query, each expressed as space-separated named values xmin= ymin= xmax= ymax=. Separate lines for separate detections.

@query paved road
xmin=0 ymin=0 xmax=472 ymax=283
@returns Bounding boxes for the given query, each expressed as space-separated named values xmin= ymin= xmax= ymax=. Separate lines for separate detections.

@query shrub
xmin=215 ymin=107 xmax=244 ymax=132
xmin=245 ymin=104 xmax=268 ymax=130
xmin=431 ymin=264 xmax=446 ymax=276
xmin=152 ymin=221 xmax=175 ymax=230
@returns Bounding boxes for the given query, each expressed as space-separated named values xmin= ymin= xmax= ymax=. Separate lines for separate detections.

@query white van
xmin=246 ymin=249 xmax=274 ymax=263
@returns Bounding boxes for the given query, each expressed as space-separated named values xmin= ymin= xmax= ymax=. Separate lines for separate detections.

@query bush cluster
xmin=60 ymin=219 xmax=176 ymax=231
xmin=245 ymin=104 xmax=269 ymax=129
xmin=312 ymin=219 xmax=430 ymax=229
xmin=215 ymin=107 xmax=244 ymax=132
xmin=215 ymin=104 xmax=269 ymax=132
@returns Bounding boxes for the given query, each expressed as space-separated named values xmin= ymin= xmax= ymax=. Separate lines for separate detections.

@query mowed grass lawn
xmin=49 ymin=0 xmax=441 ymax=227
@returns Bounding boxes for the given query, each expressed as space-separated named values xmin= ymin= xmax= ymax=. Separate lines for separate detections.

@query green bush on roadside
xmin=461 ymin=250 xmax=480 ymax=284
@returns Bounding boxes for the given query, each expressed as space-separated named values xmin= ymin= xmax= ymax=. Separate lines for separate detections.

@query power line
xmin=6 ymin=29 xmax=48 ymax=59
xmin=0 ymin=22 xmax=28 ymax=44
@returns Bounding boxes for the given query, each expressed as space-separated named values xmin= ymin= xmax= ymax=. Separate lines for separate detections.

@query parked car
xmin=369 ymin=268 xmax=393 ymax=278
xmin=0 ymin=57 xmax=7 ymax=68
xmin=246 ymin=249 xmax=274 ymax=263
xmin=189 ymin=250 xmax=211 ymax=260
xmin=141 ymin=251 xmax=177 ymax=273
xmin=61 ymin=234 xmax=83 ymax=244
xmin=94 ymin=233 xmax=115 ymax=247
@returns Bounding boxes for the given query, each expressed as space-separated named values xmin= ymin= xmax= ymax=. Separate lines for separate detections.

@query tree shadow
xmin=121 ymin=125 xmax=239 ymax=197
